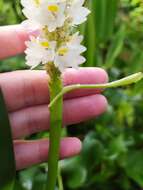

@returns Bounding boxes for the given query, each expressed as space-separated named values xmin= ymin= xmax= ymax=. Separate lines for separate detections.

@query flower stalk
xmin=21 ymin=1 xmax=91 ymax=189
xmin=45 ymin=63 xmax=63 ymax=190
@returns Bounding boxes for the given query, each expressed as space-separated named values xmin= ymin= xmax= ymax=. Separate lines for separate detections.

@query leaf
xmin=19 ymin=166 xmax=42 ymax=190
xmin=81 ymin=132 xmax=104 ymax=168
xmin=14 ymin=181 xmax=26 ymax=190
xmin=32 ymin=174 xmax=46 ymax=190
xmin=84 ymin=0 xmax=96 ymax=67
xmin=67 ymin=166 xmax=87 ymax=189
xmin=126 ymin=49 xmax=143 ymax=73
xmin=0 ymin=0 xmax=3 ymax=11
xmin=123 ymin=151 xmax=143 ymax=187
xmin=0 ymin=88 xmax=16 ymax=190
xmin=61 ymin=157 xmax=87 ymax=189
xmin=105 ymin=25 xmax=125 ymax=68
xmin=93 ymin=0 xmax=119 ymax=44
xmin=107 ymin=135 xmax=127 ymax=161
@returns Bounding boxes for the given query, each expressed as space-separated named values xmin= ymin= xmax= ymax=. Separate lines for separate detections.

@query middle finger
xmin=0 ymin=68 xmax=108 ymax=112
xmin=10 ymin=94 xmax=107 ymax=139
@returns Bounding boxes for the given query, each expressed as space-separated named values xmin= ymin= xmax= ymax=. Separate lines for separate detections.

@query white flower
xmin=68 ymin=32 xmax=87 ymax=54
xmin=25 ymin=36 xmax=56 ymax=68
xmin=68 ymin=0 xmax=91 ymax=25
xmin=21 ymin=0 xmax=90 ymax=32
xmin=25 ymin=33 xmax=86 ymax=71
xmin=21 ymin=0 xmax=67 ymax=32
xmin=54 ymin=33 xmax=86 ymax=71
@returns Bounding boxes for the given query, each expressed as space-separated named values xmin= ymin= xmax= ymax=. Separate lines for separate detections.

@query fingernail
xmin=28 ymin=29 xmax=40 ymax=36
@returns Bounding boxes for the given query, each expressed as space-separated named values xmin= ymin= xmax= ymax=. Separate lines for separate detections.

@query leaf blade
xmin=0 ymin=88 xmax=16 ymax=190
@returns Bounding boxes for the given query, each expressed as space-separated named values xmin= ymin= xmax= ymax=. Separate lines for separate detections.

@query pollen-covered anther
xmin=48 ymin=5 xmax=59 ymax=13
xmin=40 ymin=41 xmax=50 ymax=48
xmin=58 ymin=47 xmax=68 ymax=56
xmin=34 ymin=0 xmax=40 ymax=6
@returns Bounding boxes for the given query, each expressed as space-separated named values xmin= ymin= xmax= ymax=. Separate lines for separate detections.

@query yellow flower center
xmin=40 ymin=41 xmax=50 ymax=48
xmin=58 ymin=47 xmax=68 ymax=56
xmin=34 ymin=0 xmax=40 ymax=6
xmin=48 ymin=5 xmax=59 ymax=13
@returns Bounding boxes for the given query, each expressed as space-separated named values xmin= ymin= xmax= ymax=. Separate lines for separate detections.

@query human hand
xmin=0 ymin=25 xmax=108 ymax=170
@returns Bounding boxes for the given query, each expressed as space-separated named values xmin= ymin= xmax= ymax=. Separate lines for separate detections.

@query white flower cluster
xmin=21 ymin=0 xmax=90 ymax=72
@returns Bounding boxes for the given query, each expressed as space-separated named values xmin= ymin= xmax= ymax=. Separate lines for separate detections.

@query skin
xmin=0 ymin=25 xmax=108 ymax=170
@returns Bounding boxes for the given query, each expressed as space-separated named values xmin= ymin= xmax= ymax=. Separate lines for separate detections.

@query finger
xmin=10 ymin=94 xmax=107 ymax=139
xmin=14 ymin=137 xmax=81 ymax=170
xmin=63 ymin=68 xmax=108 ymax=99
xmin=0 ymin=25 xmax=38 ymax=59
xmin=0 ymin=68 xmax=108 ymax=112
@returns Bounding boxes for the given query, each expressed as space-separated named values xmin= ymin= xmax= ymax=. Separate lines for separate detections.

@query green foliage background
xmin=0 ymin=0 xmax=143 ymax=189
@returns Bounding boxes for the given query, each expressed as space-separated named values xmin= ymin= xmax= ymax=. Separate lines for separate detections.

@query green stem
xmin=58 ymin=167 xmax=64 ymax=190
xmin=49 ymin=72 xmax=143 ymax=108
xmin=45 ymin=63 xmax=63 ymax=190
xmin=45 ymin=71 xmax=143 ymax=189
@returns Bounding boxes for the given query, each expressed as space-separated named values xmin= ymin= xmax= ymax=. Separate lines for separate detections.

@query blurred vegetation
xmin=0 ymin=0 xmax=143 ymax=189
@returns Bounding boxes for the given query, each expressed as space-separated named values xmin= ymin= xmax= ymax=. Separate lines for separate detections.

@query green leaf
xmin=62 ymin=157 xmax=87 ymax=189
xmin=105 ymin=25 xmax=125 ymax=68
xmin=14 ymin=181 xmax=26 ymax=190
xmin=0 ymin=0 xmax=4 ymax=11
xmin=67 ymin=166 xmax=87 ymax=189
xmin=84 ymin=0 xmax=96 ymax=67
xmin=123 ymin=151 xmax=143 ymax=187
xmin=107 ymin=135 xmax=127 ymax=161
xmin=82 ymin=132 xmax=104 ymax=168
xmin=32 ymin=174 xmax=46 ymax=190
xmin=93 ymin=0 xmax=119 ymax=44
xmin=0 ymin=88 xmax=16 ymax=190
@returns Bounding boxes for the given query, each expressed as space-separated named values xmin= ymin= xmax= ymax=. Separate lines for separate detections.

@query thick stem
xmin=45 ymin=63 xmax=63 ymax=190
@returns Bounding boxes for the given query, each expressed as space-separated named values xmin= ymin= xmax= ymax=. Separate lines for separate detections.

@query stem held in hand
xmin=45 ymin=63 xmax=63 ymax=190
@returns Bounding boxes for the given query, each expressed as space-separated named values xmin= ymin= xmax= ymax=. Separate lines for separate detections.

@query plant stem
xmin=58 ymin=167 xmax=64 ymax=190
xmin=49 ymin=72 xmax=143 ymax=108
xmin=45 ymin=63 xmax=63 ymax=190
xmin=45 ymin=70 xmax=142 ymax=189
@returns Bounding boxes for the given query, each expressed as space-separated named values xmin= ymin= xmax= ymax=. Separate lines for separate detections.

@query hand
xmin=0 ymin=25 xmax=108 ymax=170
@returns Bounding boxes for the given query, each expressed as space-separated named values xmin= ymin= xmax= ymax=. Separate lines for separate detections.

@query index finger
xmin=0 ymin=25 xmax=38 ymax=59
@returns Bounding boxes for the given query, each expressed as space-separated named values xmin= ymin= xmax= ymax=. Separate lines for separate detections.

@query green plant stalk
xmin=45 ymin=63 xmax=63 ymax=190
xmin=49 ymin=72 xmax=143 ymax=108
xmin=58 ymin=167 xmax=64 ymax=190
